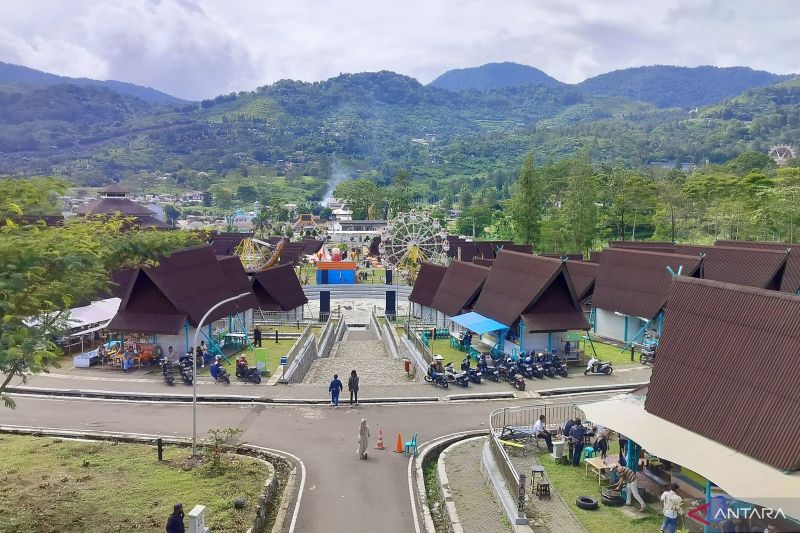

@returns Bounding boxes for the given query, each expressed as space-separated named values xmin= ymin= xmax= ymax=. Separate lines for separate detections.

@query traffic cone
xmin=375 ymin=429 xmax=386 ymax=450
xmin=394 ymin=433 xmax=404 ymax=453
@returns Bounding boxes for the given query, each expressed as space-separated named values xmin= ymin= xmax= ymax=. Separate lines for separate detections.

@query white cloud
xmin=0 ymin=0 xmax=798 ymax=99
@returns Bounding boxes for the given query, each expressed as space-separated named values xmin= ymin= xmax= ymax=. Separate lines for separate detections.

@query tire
xmin=604 ymin=367 xmax=613 ymax=375
xmin=559 ymin=370 xmax=569 ymax=378
xmin=424 ymin=375 xmax=432 ymax=383
xmin=442 ymin=381 xmax=449 ymax=389
xmin=222 ymin=375 xmax=230 ymax=384
xmin=517 ymin=380 xmax=526 ymax=391
xmin=600 ymin=494 xmax=625 ymax=507
xmin=583 ymin=369 xmax=590 ymax=375
xmin=576 ymin=496 xmax=599 ymax=511
xmin=253 ymin=374 xmax=262 ymax=384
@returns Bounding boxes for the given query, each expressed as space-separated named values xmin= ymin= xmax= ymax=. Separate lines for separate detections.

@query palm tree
xmin=252 ymin=208 xmax=271 ymax=239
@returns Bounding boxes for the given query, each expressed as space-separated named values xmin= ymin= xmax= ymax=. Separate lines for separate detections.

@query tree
xmin=163 ymin=204 xmax=180 ymax=226
xmin=388 ymin=170 xmax=411 ymax=214
xmin=210 ymin=185 xmax=233 ymax=211
xmin=202 ymin=191 xmax=212 ymax=207
xmin=333 ymin=179 xmax=383 ymax=219
xmin=455 ymin=205 xmax=493 ymax=238
xmin=0 ymin=178 xmax=198 ymax=408
xmin=560 ymin=156 xmax=597 ymax=255
xmin=459 ymin=184 xmax=473 ymax=208
xmin=510 ymin=153 xmax=542 ymax=246
xmin=252 ymin=207 xmax=271 ymax=238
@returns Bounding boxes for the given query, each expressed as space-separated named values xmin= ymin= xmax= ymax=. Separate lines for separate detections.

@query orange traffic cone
xmin=375 ymin=429 xmax=386 ymax=450
xmin=394 ymin=433 xmax=404 ymax=453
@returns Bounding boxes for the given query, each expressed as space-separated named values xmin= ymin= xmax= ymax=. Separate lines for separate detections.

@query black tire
xmin=604 ymin=367 xmax=613 ymax=375
xmin=424 ymin=375 xmax=432 ymax=383
xmin=559 ymin=370 xmax=569 ymax=378
xmin=583 ymin=369 xmax=590 ymax=375
xmin=442 ymin=381 xmax=449 ymax=389
xmin=576 ymin=496 xmax=599 ymax=510
xmin=253 ymin=374 xmax=262 ymax=384
xmin=517 ymin=380 xmax=526 ymax=391
xmin=222 ymin=375 xmax=230 ymax=384
xmin=600 ymin=495 xmax=625 ymax=507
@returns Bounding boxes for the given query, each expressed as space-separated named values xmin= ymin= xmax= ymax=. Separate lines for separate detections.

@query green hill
xmin=429 ymin=62 xmax=563 ymax=92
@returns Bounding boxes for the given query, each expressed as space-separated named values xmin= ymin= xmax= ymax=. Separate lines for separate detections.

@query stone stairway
xmin=304 ymin=328 xmax=409 ymax=385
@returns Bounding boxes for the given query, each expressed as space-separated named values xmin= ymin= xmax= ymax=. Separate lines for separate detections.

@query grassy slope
xmin=0 ymin=434 xmax=269 ymax=533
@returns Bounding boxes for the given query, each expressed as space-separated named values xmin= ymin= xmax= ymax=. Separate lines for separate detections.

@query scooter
xmin=236 ymin=365 xmax=262 ymax=384
xmin=477 ymin=357 xmax=500 ymax=382
xmin=444 ymin=362 xmax=470 ymax=387
xmin=584 ymin=357 xmax=614 ymax=375
xmin=537 ymin=353 xmax=557 ymax=378
xmin=461 ymin=358 xmax=482 ymax=384
xmin=551 ymin=354 xmax=569 ymax=378
xmin=211 ymin=364 xmax=231 ymax=384
xmin=523 ymin=353 xmax=545 ymax=378
xmin=160 ymin=357 xmax=175 ymax=386
xmin=424 ymin=366 xmax=449 ymax=389
xmin=500 ymin=358 xmax=526 ymax=391
xmin=516 ymin=356 xmax=538 ymax=379
xmin=178 ymin=356 xmax=193 ymax=385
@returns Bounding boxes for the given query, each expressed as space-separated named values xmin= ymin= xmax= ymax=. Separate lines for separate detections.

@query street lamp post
xmin=192 ymin=292 xmax=251 ymax=456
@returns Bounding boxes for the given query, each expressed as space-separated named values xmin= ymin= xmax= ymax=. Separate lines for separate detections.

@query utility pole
xmin=472 ymin=218 xmax=475 ymax=239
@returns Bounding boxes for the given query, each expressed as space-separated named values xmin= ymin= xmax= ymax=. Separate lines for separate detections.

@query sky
xmin=1 ymin=0 xmax=799 ymax=100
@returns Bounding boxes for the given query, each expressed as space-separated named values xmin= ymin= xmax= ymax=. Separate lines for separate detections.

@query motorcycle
xmin=160 ymin=357 xmax=175 ymax=386
xmin=460 ymin=358 xmax=482 ymax=384
xmin=477 ymin=356 xmax=500 ymax=382
xmin=536 ymin=353 xmax=557 ymax=378
xmin=178 ymin=356 xmax=193 ymax=385
xmin=551 ymin=354 xmax=569 ymax=378
xmin=516 ymin=356 xmax=538 ymax=379
xmin=236 ymin=364 xmax=262 ymax=384
xmin=502 ymin=358 xmax=526 ymax=391
xmin=444 ymin=362 xmax=470 ymax=387
xmin=211 ymin=364 xmax=231 ymax=384
xmin=584 ymin=357 xmax=614 ymax=375
xmin=640 ymin=345 xmax=656 ymax=366
xmin=424 ymin=366 xmax=449 ymax=389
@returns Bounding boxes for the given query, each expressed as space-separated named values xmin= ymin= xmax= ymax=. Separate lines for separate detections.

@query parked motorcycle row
xmin=159 ymin=353 xmax=262 ymax=386
xmin=425 ymin=349 xmax=612 ymax=392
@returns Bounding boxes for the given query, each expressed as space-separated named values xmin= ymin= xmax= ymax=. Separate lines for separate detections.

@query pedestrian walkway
xmin=442 ymin=437 xmax=512 ymax=533
xmin=304 ymin=328 xmax=410 ymax=385
xmin=509 ymin=451 xmax=586 ymax=533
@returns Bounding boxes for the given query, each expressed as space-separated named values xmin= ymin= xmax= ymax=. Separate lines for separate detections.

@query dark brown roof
xmin=108 ymin=246 xmax=256 ymax=333
xmin=565 ymin=260 xmax=598 ymax=302
xmin=501 ymin=244 xmax=534 ymax=254
xmin=645 ymin=277 xmax=800 ymax=471
xmin=430 ymin=261 xmax=489 ymax=316
xmin=136 ymin=215 xmax=172 ymax=229
xmin=250 ymin=264 xmax=308 ymax=311
xmin=277 ymin=242 xmax=306 ymax=265
xmin=408 ymin=262 xmax=448 ymax=307
xmin=715 ymin=240 xmax=800 ymax=294
xmin=609 ymin=241 xmax=676 ymax=253
xmin=676 ymin=244 xmax=788 ymax=289
xmin=588 ymin=251 xmax=602 ymax=263
xmin=541 ymin=253 xmax=584 ymax=261
xmin=100 ymin=183 xmax=130 ymax=194
xmin=218 ymin=256 xmax=259 ymax=311
xmin=302 ymin=238 xmax=324 ymax=255
xmin=592 ymin=248 xmax=702 ymax=320
xmin=521 ymin=267 xmax=590 ymax=332
xmin=209 ymin=234 xmax=245 ymax=256
xmin=107 ymin=312 xmax=187 ymax=335
xmin=473 ymin=258 xmax=494 ymax=268
xmin=446 ymin=239 xmax=479 ymax=262
xmin=472 ymin=250 xmax=586 ymax=329
xmin=76 ymin=197 xmax=155 ymax=217
xmin=474 ymin=241 xmax=511 ymax=259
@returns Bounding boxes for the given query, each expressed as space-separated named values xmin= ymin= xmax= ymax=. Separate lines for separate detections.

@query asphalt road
xmin=0 ymin=393 xmax=614 ymax=533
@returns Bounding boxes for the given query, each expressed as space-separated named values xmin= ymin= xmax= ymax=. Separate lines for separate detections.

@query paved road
xmin=0 ymin=393 xmax=615 ymax=533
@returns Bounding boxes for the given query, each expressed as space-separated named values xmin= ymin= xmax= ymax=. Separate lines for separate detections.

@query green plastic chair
xmin=404 ymin=433 xmax=418 ymax=456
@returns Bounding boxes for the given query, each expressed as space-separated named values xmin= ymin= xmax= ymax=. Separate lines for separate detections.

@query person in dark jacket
xmin=348 ymin=370 xmax=360 ymax=406
xmin=329 ymin=374 xmax=343 ymax=407
xmin=253 ymin=326 xmax=262 ymax=347
xmin=570 ymin=420 xmax=587 ymax=466
xmin=166 ymin=503 xmax=184 ymax=533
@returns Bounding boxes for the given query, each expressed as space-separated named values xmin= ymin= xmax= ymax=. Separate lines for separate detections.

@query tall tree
xmin=510 ymin=152 xmax=542 ymax=246
xmin=560 ymin=156 xmax=597 ymax=255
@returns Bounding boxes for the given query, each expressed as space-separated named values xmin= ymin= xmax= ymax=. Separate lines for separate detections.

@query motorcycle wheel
xmin=253 ymin=374 xmax=262 ymax=384
xmin=223 ymin=375 xmax=230 ymax=384
xmin=604 ymin=367 xmax=613 ymax=375
xmin=559 ymin=370 xmax=569 ymax=378
xmin=424 ymin=375 xmax=433 ymax=382
xmin=583 ymin=369 xmax=590 ymax=375
xmin=442 ymin=381 xmax=449 ymax=389
xmin=517 ymin=380 xmax=526 ymax=391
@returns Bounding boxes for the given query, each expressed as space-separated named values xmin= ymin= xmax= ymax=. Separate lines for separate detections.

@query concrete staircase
xmin=304 ymin=328 xmax=408 ymax=385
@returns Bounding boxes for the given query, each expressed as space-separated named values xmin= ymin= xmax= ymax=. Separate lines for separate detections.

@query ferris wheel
xmin=236 ymin=238 xmax=282 ymax=273
xmin=768 ymin=144 xmax=797 ymax=165
xmin=378 ymin=210 xmax=449 ymax=270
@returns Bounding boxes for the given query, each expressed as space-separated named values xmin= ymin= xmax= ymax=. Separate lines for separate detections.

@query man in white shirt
xmin=659 ymin=483 xmax=683 ymax=533
xmin=532 ymin=415 xmax=553 ymax=452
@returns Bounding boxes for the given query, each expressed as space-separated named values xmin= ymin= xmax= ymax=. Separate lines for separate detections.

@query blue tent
xmin=450 ymin=311 xmax=507 ymax=335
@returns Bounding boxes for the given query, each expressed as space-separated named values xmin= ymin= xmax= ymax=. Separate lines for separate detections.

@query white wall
xmin=594 ymin=308 xmax=625 ymax=342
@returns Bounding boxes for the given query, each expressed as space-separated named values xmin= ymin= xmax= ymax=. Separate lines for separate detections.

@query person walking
xmin=329 ymin=373 xmax=343 ymax=407
xmin=610 ymin=463 xmax=647 ymax=511
xmin=356 ymin=418 xmax=370 ymax=459
xmin=165 ymin=503 xmax=185 ymax=533
xmin=348 ymin=370 xmax=360 ymax=406
xmin=253 ymin=326 xmax=262 ymax=348
xmin=659 ymin=483 xmax=682 ymax=533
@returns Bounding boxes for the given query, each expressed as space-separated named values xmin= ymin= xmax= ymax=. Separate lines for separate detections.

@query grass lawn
xmin=585 ymin=336 xmax=641 ymax=366
xmin=427 ymin=338 xmax=469 ymax=366
xmin=197 ymin=342 xmax=295 ymax=377
xmin=0 ymin=434 xmax=270 ymax=533
xmin=523 ymin=445 xmax=663 ymax=533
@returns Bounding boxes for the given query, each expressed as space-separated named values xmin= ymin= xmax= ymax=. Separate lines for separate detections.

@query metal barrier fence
xmin=487 ymin=403 xmax=585 ymax=521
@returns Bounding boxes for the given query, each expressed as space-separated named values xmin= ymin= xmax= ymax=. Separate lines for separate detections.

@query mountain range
xmin=0 ymin=60 xmax=798 ymax=202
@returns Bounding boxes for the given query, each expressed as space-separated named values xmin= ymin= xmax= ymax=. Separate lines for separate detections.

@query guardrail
xmin=487 ymin=403 xmax=585 ymax=523
xmin=317 ymin=317 xmax=338 ymax=359
xmin=281 ymin=324 xmax=319 ymax=383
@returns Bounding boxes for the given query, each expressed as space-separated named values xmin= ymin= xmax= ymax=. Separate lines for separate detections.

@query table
xmin=585 ymin=456 xmax=611 ymax=487
xmin=224 ymin=332 xmax=248 ymax=349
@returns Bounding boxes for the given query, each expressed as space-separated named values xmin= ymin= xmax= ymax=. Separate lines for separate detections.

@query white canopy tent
xmin=65 ymin=297 xmax=121 ymax=336
xmin=578 ymin=395 xmax=800 ymax=520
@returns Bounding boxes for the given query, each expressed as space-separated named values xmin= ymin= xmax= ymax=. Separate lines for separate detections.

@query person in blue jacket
xmin=329 ymin=373 xmax=343 ymax=407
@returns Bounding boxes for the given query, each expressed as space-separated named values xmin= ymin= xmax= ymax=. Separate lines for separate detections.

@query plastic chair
xmin=404 ymin=433 xmax=418 ymax=456
xmin=582 ymin=446 xmax=596 ymax=460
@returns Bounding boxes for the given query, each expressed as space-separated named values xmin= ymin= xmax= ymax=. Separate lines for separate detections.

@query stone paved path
xmin=304 ymin=329 xmax=410 ymax=385
xmin=509 ymin=450 xmax=586 ymax=533
xmin=443 ymin=437 xmax=512 ymax=533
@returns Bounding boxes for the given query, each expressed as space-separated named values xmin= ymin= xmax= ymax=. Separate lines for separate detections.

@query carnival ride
xmin=378 ymin=210 xmax=449 ymax=282
xmin=235 ymin=238 xmax=285 ymax=273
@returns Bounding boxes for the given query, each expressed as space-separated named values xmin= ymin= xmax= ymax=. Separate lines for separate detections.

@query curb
xmin=447 ymin=392 xmax=516 ymax=401
xmin=0 ymin=424 xmax=305 ymax=533
xmin=536 ymin=382 xmax=648 ymax=396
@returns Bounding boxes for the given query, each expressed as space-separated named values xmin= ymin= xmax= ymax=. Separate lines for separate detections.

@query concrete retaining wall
xmin=282 ymin=326 xmax=319 ymax=383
